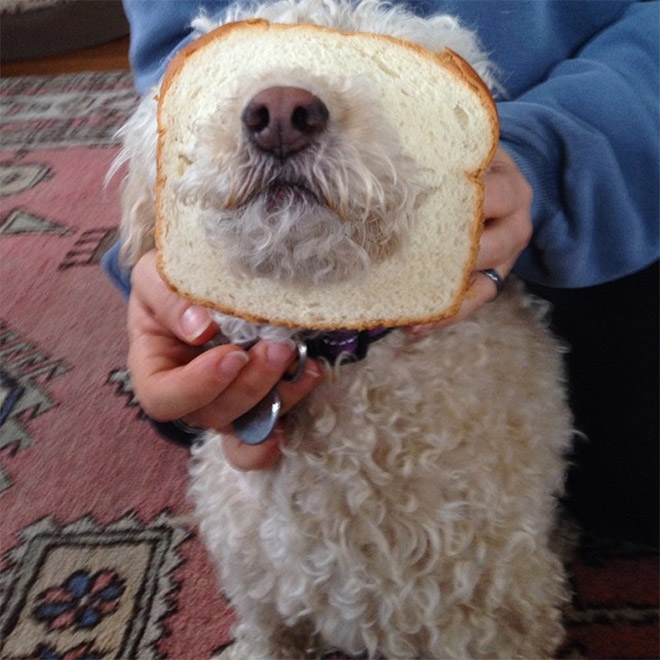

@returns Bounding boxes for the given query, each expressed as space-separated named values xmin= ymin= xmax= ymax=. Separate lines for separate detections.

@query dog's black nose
xmin=242 ymin=86 xmax=329 ymax=158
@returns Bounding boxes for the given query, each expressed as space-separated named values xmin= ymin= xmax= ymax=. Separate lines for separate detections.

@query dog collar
xmin=228 ymin=327 xmax=392 ymax=446
xmin=301 ymin=327 xmax=392 ymax=365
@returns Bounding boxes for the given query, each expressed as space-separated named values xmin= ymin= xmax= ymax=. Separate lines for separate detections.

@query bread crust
xmin=155 ymin=19 xmax=499 ymax=330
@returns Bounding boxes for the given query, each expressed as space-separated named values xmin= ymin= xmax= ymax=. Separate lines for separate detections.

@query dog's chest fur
xmin=190 ymin=286 xmax=571 ymax=657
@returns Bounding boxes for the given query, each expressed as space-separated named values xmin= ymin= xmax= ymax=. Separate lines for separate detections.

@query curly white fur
xmin=192 ymin=285 xmax=573 ymax=659
xmin=116 ymin=1 xmax=572 ymax=658
xmin=192 ymin=0 xmax=498 ymax=90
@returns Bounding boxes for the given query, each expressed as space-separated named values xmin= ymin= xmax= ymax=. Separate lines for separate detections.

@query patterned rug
xmin=0 ymin=71 xmax=657 ymax=660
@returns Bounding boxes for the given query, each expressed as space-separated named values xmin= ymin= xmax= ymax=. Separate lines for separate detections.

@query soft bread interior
xmin=156 ymin=19 xmax=498 ymax=330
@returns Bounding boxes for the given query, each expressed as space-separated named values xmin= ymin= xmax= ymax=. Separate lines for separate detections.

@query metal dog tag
xmin=232 ymin=339 xmax=308 ymax=446
xmin=233 ymin=387 xmax=282 ymax=445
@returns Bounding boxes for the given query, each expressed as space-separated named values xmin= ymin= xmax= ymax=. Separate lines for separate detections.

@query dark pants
xmin=527 ymin=261 xmax=659 ymax=548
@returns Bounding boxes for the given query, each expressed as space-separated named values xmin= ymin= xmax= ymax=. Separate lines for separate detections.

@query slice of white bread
xmin=156 ymin=19 xmax=499 ymax=330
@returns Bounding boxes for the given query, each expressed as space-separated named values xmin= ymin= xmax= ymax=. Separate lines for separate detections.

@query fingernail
xmin=181 ymin=306 xmax=212 ymax=341
xmin=266 ymin=342 xmax=294 ymax=368
xmin=219 ymin=350 xmax=250 ymax=379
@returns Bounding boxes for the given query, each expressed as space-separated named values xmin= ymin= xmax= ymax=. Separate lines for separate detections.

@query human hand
xmin=127 ymin=250 xmax=322 ymax=470
xmin=409 ymin=146 xmax=532 ymax=333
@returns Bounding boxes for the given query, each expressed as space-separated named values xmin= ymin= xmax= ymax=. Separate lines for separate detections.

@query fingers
xmin=407 ymin=147 xmax=532 ymax=335
xmin=204 ymin=357 xmax=323 ymax=472
xmin=126 ymin=248 xmax=325 ymax=472
xmin=476 ymin=148 xmax=533 ymax=272
xmin=405 ymin=269 xmax=505 ymax=334
xmin=183 ymin=342 xmax=322 ymax=430
xmin=483 ymin=147 xmax=533 ymax=218
xmin=129 ymin=342 xmax=250 ymax=421
xmin=130 ymin=325 xmax=322 ymax=469
xmin=278 ymin=359 xmax=323 ymax=413
xmin=128 ymin=250 xmax=322 ymax=427
xmin=130 ymin=250 xmax=217 ymax=345
xmin=126 ymin=253 xmax=239 ymax=421
xmin=474 ymin=215 xmax=530 ymax=274
xmin=222 ymin=424 xmax=285 ymax=471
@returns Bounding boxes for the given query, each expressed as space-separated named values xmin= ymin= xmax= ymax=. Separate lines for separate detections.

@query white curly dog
xmin=117 ymin=1 xmax=574 ymax=657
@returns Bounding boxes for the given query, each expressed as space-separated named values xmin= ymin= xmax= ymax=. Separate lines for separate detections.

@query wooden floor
xmin=1 ymin=36 xmax=130 ymax=77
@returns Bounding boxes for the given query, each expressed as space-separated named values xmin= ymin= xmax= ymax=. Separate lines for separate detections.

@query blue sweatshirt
xmin=116 ymin=0 xmax=659 ymax=288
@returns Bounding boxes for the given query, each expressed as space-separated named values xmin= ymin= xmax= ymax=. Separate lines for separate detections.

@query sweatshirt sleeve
xmin=122 ymin=0 xmax=232 ymax=96
xmin=499 ymin=2 xmax=659 ymax=287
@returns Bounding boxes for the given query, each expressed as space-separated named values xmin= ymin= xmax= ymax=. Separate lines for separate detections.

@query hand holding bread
xmin=409 ymin=147 xmax=532 ymax=333
xmin=127 ymin=250 xmax=322 ymax=469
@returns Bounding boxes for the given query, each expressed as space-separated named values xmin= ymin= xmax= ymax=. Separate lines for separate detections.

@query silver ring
xmin=282 ymin=338 xmax=308 ymax=383
xmin=480 ymin=268 xmax=505 ymax=297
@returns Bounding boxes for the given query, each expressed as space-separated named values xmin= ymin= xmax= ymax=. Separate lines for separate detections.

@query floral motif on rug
xmin=0 ymin=511 xmax=190 ymax=659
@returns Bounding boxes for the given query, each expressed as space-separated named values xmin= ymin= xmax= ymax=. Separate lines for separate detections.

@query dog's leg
xmin=191 ymin=435 xmax=325 ymax=658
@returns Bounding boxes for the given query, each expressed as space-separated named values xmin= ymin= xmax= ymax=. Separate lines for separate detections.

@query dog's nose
xmin=242 ymin=86 xmax=329 ymax=158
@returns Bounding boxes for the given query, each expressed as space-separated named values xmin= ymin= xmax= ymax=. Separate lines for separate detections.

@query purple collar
xmin=302 ymin=327 xmax=392 ymax=364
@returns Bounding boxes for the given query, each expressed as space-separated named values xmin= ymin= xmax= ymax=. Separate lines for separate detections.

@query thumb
xmin=131 ymin=250 xmax=217 ymax=345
